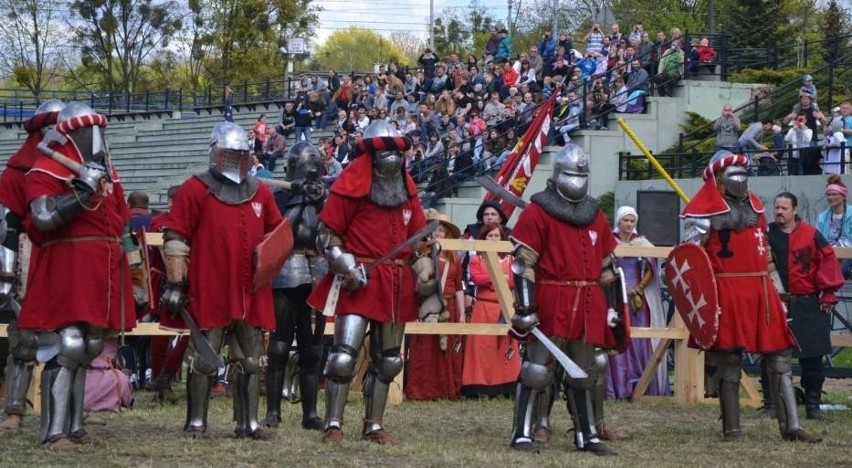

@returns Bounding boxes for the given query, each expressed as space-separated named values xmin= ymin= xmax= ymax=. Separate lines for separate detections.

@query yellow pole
xmin=616 ymin=117 xmax=691 ymax=203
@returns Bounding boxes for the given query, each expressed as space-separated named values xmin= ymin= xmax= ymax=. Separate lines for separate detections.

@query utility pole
xmin=551 ymin=0 xmax=558 ymax=40
xmin=708 ymin=0 xmax=715 ymax=34
xmin=429 ymin=0 xmax=435 ymax=49
xmin=507 ymin=0 xmax=513 ymax=37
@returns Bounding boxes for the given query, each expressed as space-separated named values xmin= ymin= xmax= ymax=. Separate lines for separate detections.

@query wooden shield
xmin=663 ymin=243 xmax=720 ymax=349
xmin=252 ymin=219 xmax=294 ymax=293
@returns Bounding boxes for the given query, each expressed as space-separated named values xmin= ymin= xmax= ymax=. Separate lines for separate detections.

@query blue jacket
xmin=815 ymin=204 xmax=852 ymax=247
xmin=496 ymin=37 xmax=513 ymax=60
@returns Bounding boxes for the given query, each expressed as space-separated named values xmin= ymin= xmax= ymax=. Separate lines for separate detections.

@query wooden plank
xmin=831 ymin=334 xmax=852 ymax=347
xmin=631 ymin=338 xmax=671 ymax=401
xmin=740 ymin=370 xmax=762 ymax=402
xmin=481 ymin=251 xmax=515 ymax=323
xmin=671 ymin=313 xmax=704 ymax=405
xmin=437 ymin=238 xmax=512 ymax=253
xmin=145 ymin=232 xmax=163 ymax=246
xmin=614 ymin=245 xmax=672 ymax=258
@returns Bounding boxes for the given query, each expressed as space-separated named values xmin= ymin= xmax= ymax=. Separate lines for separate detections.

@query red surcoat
xmin=162 ymin=176 xmax=283 ymax=331
xmin=510 ymin=203 xmax=619 ymax=348
xmin=17 ymin=170 xmax=135 ymax=332
xmin=703 ymin=213 xmax=794 ymax=353
xmin=306 ymin=155 xmax=426 ymax=323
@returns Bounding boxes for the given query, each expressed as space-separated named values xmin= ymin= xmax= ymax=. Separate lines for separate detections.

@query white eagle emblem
xmin=252 ymin=202 xmax=262 ymax=218
xmin=589 ymin=230 xmax=598 ymax=246
xmin=402 ymin=208 xmax=412 ymax=226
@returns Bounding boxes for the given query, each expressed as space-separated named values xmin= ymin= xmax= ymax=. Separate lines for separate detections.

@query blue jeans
xmin=293 ymin=126 xmax=312 ymax=143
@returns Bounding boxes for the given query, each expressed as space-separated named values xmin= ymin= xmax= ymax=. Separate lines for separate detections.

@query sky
xmin=312 ymin=0 xmax=512 ymax=47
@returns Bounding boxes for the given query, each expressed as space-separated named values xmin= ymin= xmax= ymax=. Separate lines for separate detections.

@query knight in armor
xmin=160 ymin=121 xmax=285 ymax=440
xmin=680 ymin=150 xmax=820 ymax=443
xmin=306 ymin=120 xmax=442 ymax=444
xmin=264 ymin=141 xmax=328 ymax=430
xmin=0 ymin=99 xmax=64 ymax=431
xmin=508 ymin=143 xmax=622 ymax=455
xmin=17 ymin=102 xmax=136 ymax=448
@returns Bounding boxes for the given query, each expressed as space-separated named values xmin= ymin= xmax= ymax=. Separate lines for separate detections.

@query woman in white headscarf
xmin=605 ymin=206 xmax=670 ymax=399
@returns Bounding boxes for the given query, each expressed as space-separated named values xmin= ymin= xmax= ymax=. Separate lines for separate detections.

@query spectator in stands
xmin=420 ymin=161 xmax=453 ymax=210
xmin=485 ymin=27 xmax=501 ymax=58
xmin=435 ymin=90 xmax=457 ymax=117
xmin=610 ymin=76 xmax=630 ymax=113
xmin=253 ymin=114 xmax=268 ymax=155
xmin=276 ymin=101 xmax=296 ymax=139
xmin=637 ymin=32 xmax=656 ymax=77
xmin=628 ymin=23 xmax=644 ymax=45
xmin=424 ymin=131 xmax=445 ymax=162
xmin=783 ymin=93 xmax=827 ymax=138
xmin=626 ymin=58 xmax=649 ymax=93
xmin=822 ymin=124 xmax=847 ymax=175
xmin=334 ymin=109 xmax=355 ymax=138
xmin=353 ymin=85 xmax=374 ymax=112
xmin=799 ymin=75 xmax=817 ymax=100
xmin=841 ymin=102 xmax=852 ymax=150
xmin=551 ymin=56 xmax=571 ymax=80
xmin=587 ymin=77 xmax=613 ymax=130
xmin=482 ymin=128 xmax=506 ymax=171
xmin=331 ymin=133 xmax=350 ymax=166
xmin=502 ymin=61 xmax=519 ymax=88
xmin=576 ymin=51 xmax=598 ymax=79
xmin=223 ymin=85 xmax=234 ymax=122
xmin=354 ymin=107 xmax=370 ymax=132
xmin=327 ymin=69 xmax=340 ymax=95
xmin=293 ymin=98 xmax=313 ymax=143
xmin=431 ymin=65 xmax=449 ymax=94
xmin=526 ymin=46 xmax=544 ymax=82
xmin=785 ymin=114 xmax=814 ymax=175
xmin=654 ymin=40 xmax=684 ymax=97
xmin=262 ymin=126 xmax=287 ymax=172
xmin=516 ymin=59 xmax=536 ymax=87
xmin=495 ymin=29 xmax=513 ymax=62
xmin=419 ymin=47 xmax=440 ymax=80
xmin=669 ymin=27 xmax=683 ymax=43
xmin=715 ymin=103 xmax=742 ymax=151
xmin=538 ymin=31 xmax=557 ymax=76
xmin=555 ymin=90 xmax=584 ymax=143
xmin=609 ymin=23 xmax=623 ymax=43
xmin=688 ymin=36 xmax=716 ymax=74
xmin=483 ymin=91 xmax=506 ymax=127
xmin=249 ymin=153 xmax=274 ymax=179
xmin=307 ymin=92 xmax=329 ymax=130
xmin=320 ymin=148 xmax=342 ymax=186
xmin=331 ymin=74 xmax=353 ymax=110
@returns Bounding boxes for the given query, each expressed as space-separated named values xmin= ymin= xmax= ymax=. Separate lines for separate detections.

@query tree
xmin=822 ymin=0 xmax=851 ymax=63
xmin=389 ymin=32 xmax=426 ymax=65
xmin=69 ymin=0 xmax=182 ymax=94
xmin=432 ymin=14 xmax=472 ymax=56
xmin=187 ymin=0 xmax=319 ymax=87
xmin=0 ymin=0 xmax=66 ymax=98
xmin=312 ymin=27 xmax=408 ymax=73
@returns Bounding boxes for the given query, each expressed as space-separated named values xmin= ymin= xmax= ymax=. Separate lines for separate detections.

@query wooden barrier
xmin=3 ymin=237 xmax=852 ymax=413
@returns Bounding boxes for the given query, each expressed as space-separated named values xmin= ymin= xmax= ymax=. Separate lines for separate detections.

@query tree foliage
xmin=187 ymin=0 xmax=319 ymax=87
xmin=0 ymin=0 xmax=66 ymax=97
xmin=390 ymin=32 xmax=427 ymax=65
xmin=69 ymin=0 xmax=183 ymax=94
xmin=311 ymin=27 xmax=408 ymax=73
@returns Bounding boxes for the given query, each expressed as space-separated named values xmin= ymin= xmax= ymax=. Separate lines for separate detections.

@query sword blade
xmin=530 ymin=327 xmax=588 ymax=379
xmin=179 ymin=307 xmax=224 ymax=370
xmin=475 ymin=175 xmax=528 ymax=209
xmin=364 ymin=219 xmax=440 ymax=274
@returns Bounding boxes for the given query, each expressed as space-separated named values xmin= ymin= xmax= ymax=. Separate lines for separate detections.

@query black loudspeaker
xmin=636 ymin=191 xmax=680 ymax=246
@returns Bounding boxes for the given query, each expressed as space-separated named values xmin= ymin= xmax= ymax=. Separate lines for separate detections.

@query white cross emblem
xmin=685 ymin=291 xmax=707 ymax=328
xmin=669 ymin=258 xmax=691 ymax=294
xmin=754 ymin=231 xmax=765 ymax=256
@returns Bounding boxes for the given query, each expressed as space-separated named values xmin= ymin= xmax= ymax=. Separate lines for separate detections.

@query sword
xmin=177 ymin=306 xmax=225 ymax=375
xmin=529 ymin=327 xmax=588 ymax=379
xmin=363 ymin=219 xmax=440 ymax=275
xmin=475 ymin=175 xmax=528 ymax=209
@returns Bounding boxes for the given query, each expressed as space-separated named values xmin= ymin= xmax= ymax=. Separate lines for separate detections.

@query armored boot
xmin=531 ymin=379 xmax=555 ymax=444
xmin=263 ymin=364 xmax=285 ymax=428
xmin=1 ymin=355 xmax=33 ymax=430
xmin=234 ymin=370 xmax=268 ymax=440
xmin=299 ymin=373 xmax=323 ymax=430
xmin=568 ymin=388 xmax=616 ymax=456
xmin=184 ymin=373 xmax=211 ymax=437
xmin=719 ymin=379 xmax=742 ymax=442
xmin=362 ymin=371 xmax=397 ymax=445
xmin=509 ymin=382 xmax=537 ymax=450
xmin=321 ymin=380 xmax=350 ymax=443
xmin=769 ymin=370 xmax=821 ymax=443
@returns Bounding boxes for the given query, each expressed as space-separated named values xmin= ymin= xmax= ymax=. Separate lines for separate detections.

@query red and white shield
xmin=664 ymin=243 xmax=720 ymax=349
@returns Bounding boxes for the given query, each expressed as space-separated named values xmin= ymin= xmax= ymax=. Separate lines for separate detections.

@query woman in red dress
xmin=404 ymin=210 xmax=466 ymax=400
xmin=461 ymin=222 xmax=520 ymax=398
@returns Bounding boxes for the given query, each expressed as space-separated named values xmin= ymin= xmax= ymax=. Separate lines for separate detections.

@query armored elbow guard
xmin=317 ymin=223 xmax=366 ymax=290
xmin=600 ymin=254 xmax=619 ymax=286
xmin=29 ymin=193 xmax=92 ymax=232
xmin=163 ymin=230 xmax=190 ymax=284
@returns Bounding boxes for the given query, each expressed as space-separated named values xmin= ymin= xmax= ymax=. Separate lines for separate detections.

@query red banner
xmin=483 ymin=88 xmax=558 ymax=218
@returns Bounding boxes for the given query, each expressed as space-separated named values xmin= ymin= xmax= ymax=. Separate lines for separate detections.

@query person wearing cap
xmin=495 ymin=28 xmax=513 ymax=62
xmin=680 ymin=150 xmax=821 ymax=443
xmin=783 ymin=93 xmax=827 ymax=137
xmin=405 ymin=210 xmax=466 ymax=400
xmin=799 ymin=74 xmax=817 ymax=101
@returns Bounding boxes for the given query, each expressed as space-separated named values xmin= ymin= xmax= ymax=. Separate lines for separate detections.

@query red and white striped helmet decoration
xmin=54 ymin=101 xmax=108 ymax=135
xmin=703 ymin=151 xmax=749 ymax=181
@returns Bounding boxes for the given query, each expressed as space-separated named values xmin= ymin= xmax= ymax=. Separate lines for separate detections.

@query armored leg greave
xmin=299 ymin=344 xmax=324 ymax=430
xmin=363 ymin=321 xmax=405 ymax=436
xmin=510 ymin=382 xmax=537 ymax=449
xmin=511 ymin=340 xmax=553 ymax=448
xmin=231 ymin=322 xmax=265 ymax=439
xmin=38 ymin=363 xmax=74 ymax=444
xmin=264 ymin=339 xmax=289 ymax=428
xmin=3 ymin=354 xmax=33 ymax=418
xmin=764 ymin=350 xmax=821 ymax=442
xmin=323 ymin=314 xmax=368 ymax=431
xmin=185 ymin=328 xmax=224 ymax=435
xmin=710 ymin=351 xmax=742 ymax=441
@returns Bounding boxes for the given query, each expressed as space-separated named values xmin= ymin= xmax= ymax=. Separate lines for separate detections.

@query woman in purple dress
xmin=605 ymin=206 xmax=670 ymax=399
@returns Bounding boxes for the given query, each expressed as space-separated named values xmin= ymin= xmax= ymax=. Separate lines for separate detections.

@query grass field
xmin=0 ymin=381 xmax=850 ymax=468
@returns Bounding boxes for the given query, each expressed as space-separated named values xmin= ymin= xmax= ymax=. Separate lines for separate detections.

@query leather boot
xmin=263 ymin=366 xmax=285 ymax=428
xmin=299 ymin=373 xmax=323 ymax=430
xmin=804 ymin=388 xmax=825 ymax=421
xmin=719 ymin=380 xmax=741 ymax=442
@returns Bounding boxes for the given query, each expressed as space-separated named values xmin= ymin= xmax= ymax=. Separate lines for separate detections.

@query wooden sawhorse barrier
xmin=3 ymin=239 xmax=851 ymax=413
